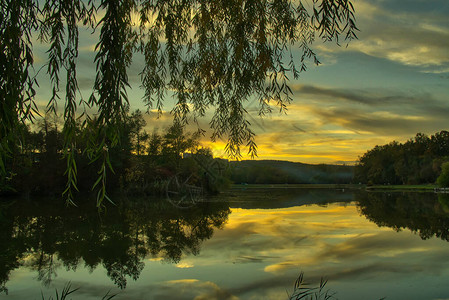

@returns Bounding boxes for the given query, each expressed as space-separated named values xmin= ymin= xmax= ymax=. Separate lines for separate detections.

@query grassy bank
xmin=365 ymin=184 xmax=437 ymax=192
xmin=229 ymin=183 xmax=439 ymax=192
xmin=230 ymin=183 xmax=364 ymax=190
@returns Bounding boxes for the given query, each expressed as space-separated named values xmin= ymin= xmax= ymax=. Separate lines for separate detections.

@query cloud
xmin=225 ymin=274 xmax=294 ymax=297
xmin=165 ymin=279 xmax=200 ymax=285
xmin=159 ymin=279 xmax=238 ymax=300
xmin=220 ymin=81 xmax=449 ymax=163
xmin=176 ymin=262 xmax=194 ymax=268
xmin=264 ymin=262 xmax=298 ymax=274
xmin=259 ymin=229 xmax=449 ymax=288
xmin=308 ymin=106 xmax=435 ymax=135
xmin=287 ymin=84 xmax=449 ymax=136
xmin=316 ymin=232 xmax=417 ymax=261
xmin=291 ymin=84 xmax=431 ymax=107
xmin=367 ymin=4 xmax=449 ymax=68
xmin=321 ymin=0 xmax=449 ymax=73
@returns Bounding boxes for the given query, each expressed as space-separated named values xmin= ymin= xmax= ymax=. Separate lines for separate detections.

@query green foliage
xmin=1 ymin=111 xmax=229 ymax=202
xmin=355 ymin=131 xmax=449 ymax=185
xmin=0 ymin=0 xmax=39 ymax=177
xmin=1 ymin=0 xmax=358 ymax=206
xmin=437 ymin=162 xmax=449 ymax=188
xmin=121 ymin=123 xmax=230 ymax=197
xmin=40 ymin=282 xmax=117 ymax=300
xmin=41 ymin=282 xmax=79 ymax=300
xmin=0 ymin=111 xmax=139 ymax=199
xmin=288 ymin=272 xmax=335 ymax=300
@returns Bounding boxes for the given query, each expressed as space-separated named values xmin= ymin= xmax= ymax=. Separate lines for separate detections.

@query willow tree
xmin=0 ymin=0 xmax=358 ymax=206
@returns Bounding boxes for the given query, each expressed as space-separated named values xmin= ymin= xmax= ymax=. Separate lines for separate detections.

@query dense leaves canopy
xmin=355 ymin=131 xmax=449 ymax=185
xmin=1 ymin=0 xmax=357 ymax=205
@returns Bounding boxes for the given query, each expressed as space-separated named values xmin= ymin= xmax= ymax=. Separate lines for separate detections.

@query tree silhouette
xmin=1 ymin=0 xmax=358 ymax=205
xmin=355 ymin=131 xmax=449 ymax=185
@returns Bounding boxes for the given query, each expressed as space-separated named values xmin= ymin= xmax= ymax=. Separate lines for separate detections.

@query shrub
xmin=437 ymin=162 xmax=449 ymax=187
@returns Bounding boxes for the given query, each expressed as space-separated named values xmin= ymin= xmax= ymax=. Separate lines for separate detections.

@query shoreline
xmin=230 ymin=183 xmax=441 ymax=192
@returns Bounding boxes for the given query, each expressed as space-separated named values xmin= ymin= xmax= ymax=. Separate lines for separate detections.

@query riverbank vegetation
xmin=1 ymin=0 xmax=358 ymax=208
xmin=355 ymin=131 xmax=449 ymax=187
xmin=0 ymin=110 xmax=230 ymax=203
xmin=5 ymin=123 xmax=449 ymax=202
xmin=1 ymin=110 xmax=357 ymax=203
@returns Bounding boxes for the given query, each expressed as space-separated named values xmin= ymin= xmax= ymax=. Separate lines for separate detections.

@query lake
xmin=1 ymin=188 xmax=449 ymax=300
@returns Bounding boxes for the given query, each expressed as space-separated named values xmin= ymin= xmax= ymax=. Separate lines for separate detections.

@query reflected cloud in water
xmin=197 ymin=190 xmax=449 ymax=299
xmin=3 ymin=190 xmax=449 ymax=299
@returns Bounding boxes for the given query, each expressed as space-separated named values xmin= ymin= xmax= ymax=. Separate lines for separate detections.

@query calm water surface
xmin=1 ymin=188 xmax=449 ymax=300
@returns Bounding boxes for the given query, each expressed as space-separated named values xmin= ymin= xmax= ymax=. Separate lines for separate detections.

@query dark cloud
xmin=361 ymin=20 xmax=449 ymax=51
xmin=290 ymin=84 xmax=449 ymax=136
xmin=322 ymin=262 xmax=425 ymax=283
xmin=234 ymin=255 xmax=278 ymax=264
xmin=317 ymin=232 xmax=414 ymax=261
xmin=159 ymin=280 xmax=238 ymax=300
xmin=309 ymin=106 xmax=446 ymax=136
xmin=226 ymin=273 xmax=294 ymax=297
xmin=309 ymin=239 xmax=449 ymax=286
xmin=253 ymin=118 xmax=312 ymax=135
xmin=380 ymin=0 xmax=449 ymax=15
xmin=203 ymin=218 xmax=312 ymax=262
xmin=293 ymin=84 xmax=434 ymax=107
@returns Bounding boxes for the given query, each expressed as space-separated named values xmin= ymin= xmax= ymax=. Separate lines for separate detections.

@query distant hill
xmin=229 ymin=160 xmax=354 ymax=184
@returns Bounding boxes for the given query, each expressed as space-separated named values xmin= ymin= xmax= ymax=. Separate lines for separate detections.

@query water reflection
xmin=356 ymin=192 xmax=449 ymax=241
xmin=225 ymin=187 xmax=354 ymax=209
xmin=0 ymin=199 xmax=230 ymax=291
xmin=3 ymin=190 xmax=449 ymax=299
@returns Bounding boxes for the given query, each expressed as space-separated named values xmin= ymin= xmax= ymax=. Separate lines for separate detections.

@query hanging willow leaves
xmin=138 ymin=0 xmax=357 ymax=160
xmin=0 ymin=0 xmax=358 ymax=206
xmin=38 ymin=0 xmax=96 ymax=204
xmin=87 ymin=0 xmax=137 ymax=207
xmin=1 ymin=0 xmax=39 ymax=174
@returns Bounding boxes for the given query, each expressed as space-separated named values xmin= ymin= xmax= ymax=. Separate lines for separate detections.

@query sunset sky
xmin=32 ymin=0 xmax=449 ymax=164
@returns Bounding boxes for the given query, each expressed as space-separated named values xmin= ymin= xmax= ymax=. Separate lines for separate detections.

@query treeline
xmin=230 ymin=160 xmax=354 ymax=184
xmin=1 ymin=110 xmax=228 ymax=201
xmin=355 ymin=131 xmax=449 ymax=185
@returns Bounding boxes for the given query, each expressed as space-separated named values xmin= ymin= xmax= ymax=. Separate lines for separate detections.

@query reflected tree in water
xmin=357 ymin=192 xmax=449 ymax=242
xmin=0 ymin=199 xmax=230 ymax=290
xmin=0 ymin=202 xmax=23 ymax=294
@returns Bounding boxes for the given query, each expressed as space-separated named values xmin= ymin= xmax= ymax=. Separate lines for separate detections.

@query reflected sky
xmin=184 ymin=202 xmax=449 ymax=300
xmin=3 ymin=192 xmax=449 ymax=300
